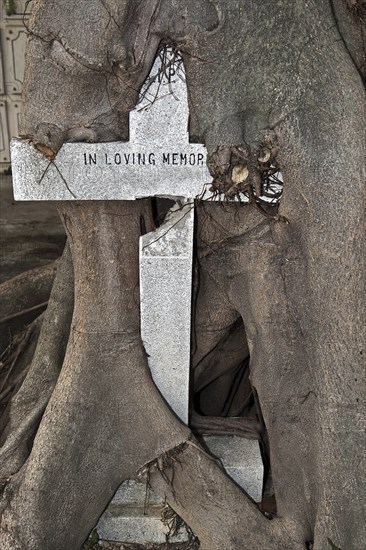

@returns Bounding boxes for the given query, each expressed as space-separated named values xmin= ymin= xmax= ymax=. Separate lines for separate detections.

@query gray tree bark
xmin=0 ymin=1 xmax=365 ymax=549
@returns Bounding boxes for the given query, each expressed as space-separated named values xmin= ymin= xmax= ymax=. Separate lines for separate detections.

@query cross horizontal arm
xmin=11 ymin=138 xmax=212 ymax=201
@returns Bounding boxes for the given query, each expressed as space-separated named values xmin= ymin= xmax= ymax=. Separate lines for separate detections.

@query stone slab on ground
xmin=97 ymin=541 xmax=198 ymax=550
xmin=97 ymin=436 xmax=263 ymax=544
xmin=203 ymin=435 xmax=264 ymax=503
xmin=96 ymin=481 xmax=189 ymax=545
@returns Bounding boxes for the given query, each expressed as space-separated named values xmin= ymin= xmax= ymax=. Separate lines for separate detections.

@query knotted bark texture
xmin=0 ymin=1 xmax=365 ymax=549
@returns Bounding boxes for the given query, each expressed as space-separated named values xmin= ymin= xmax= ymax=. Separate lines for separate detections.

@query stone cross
xmin=11 ymin=49 xmax=210 ymax=423
xmin=11 ymin=55 xmax=209 ymax=202
xmin=11 ymin=52 xmax=264 ymax=533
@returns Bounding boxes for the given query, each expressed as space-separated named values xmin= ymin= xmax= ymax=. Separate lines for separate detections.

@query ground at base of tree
xmin=84 ymin=540 xmax=200 ymax=550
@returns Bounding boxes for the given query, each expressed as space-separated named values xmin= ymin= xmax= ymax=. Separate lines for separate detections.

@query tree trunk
xmin=1 ymin=1 xmax=365 ymax=549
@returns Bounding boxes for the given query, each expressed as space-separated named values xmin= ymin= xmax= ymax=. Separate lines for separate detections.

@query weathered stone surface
xmin=97 ymin=435 xmax=263 ymax=544
xmin=10 ymin=138 xmax=210 ymax=201
xmin=140 ymin=201 xmax=194 ymax=423
xmin=97 ymin=511 xmax=188 ymax=545
xmin=97 ymin=480 xmax=189 ymax=544
xmin=203 ymin=436 xmax=264 ymax=503
xmin=12 ymin=47 xmax=265 ymax=544
xmin=11 ymin=50 xmax=211 ymax=201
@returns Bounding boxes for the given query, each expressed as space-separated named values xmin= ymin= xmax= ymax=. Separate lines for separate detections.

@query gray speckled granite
xmin=11 ymin=50 xmax=211 ymax=202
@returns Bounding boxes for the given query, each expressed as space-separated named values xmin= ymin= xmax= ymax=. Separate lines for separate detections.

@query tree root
xmin=0 ymin=315 xmax=43 ymax=418
xmin=0 ymin=260 xmax=59 ymax=354
xmin=0 ymin=260 xmax=58 ymax=322
xmin=0 ymin=244 xmax=73 ymax=479
xmin=146 ymin=438 xmax=304 ymax=550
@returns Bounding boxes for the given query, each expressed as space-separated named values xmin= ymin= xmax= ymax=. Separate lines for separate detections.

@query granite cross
xmin=11 ymin=48 xmax=211 ymax=424
xmin=10 ymin=50 xmax=264 ymax=514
